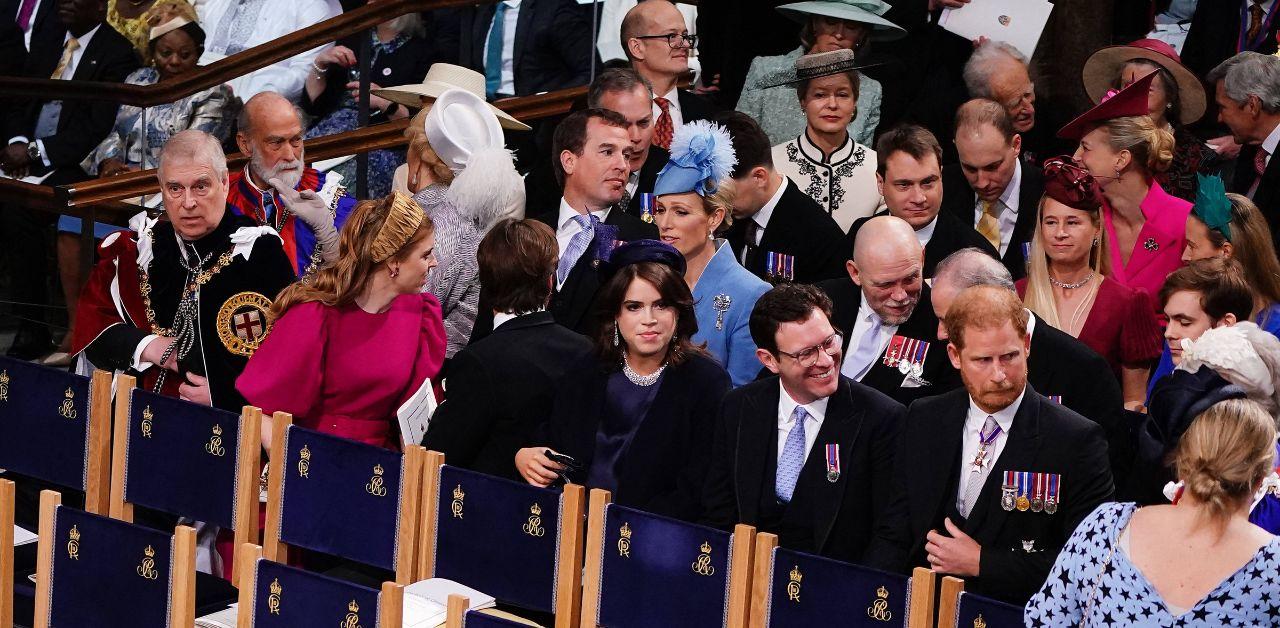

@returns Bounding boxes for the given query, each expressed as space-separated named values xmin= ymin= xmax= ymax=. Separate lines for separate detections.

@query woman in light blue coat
xmin=653 ymin=120 xmax=770 ymax=387
xmin=735 ymin=0 xmax=905 ymax=146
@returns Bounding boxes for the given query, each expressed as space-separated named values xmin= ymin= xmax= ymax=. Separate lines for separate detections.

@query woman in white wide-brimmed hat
xmin=735 ymin=0 xmax=904 ymax=147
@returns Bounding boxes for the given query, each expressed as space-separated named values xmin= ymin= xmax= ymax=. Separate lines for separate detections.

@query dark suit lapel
xmin=964 ymin=389 xmax=1043 ymax=540
xmin=808 ymin=381 xmax=863 ymax=551
xmin=70 ymin=29 xmax=104 ymax=81
xmin=468 ymin=6 xmax=495 ymax=69
xmin=920 ymin=393 xmax=968 ymax=531
xmin=735 ymin=383 xmax=777 ymax=523
xmin=512 ymin=0 xmax=536 ymax=78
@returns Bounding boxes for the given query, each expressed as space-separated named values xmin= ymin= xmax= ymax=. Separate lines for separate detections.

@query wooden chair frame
xmin=32 ymin=490 xmax=195 ymax=628
xmin=261 ymin=413 xmax=424 ymax=584
xmin=418 ymin=452 xmax=587 ymax=628
xmin=937 ymin=575 xmax=963 ymax=628
xmin=747 ymin=533 xmax=936 ymax=628
xmin=1 ymin=478 xmax=14 ymax=628
xmin=107 ymin=374 xmax=264 ymax=586
xmin=234 ymin=543 xmax=403 ymax=628
xmin=580 ymin=488 xmax=754 ymax=628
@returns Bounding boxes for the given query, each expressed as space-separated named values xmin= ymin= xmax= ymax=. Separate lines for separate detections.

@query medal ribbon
xmin=913 ymin=339 xmax=928 ymax=369
xmin=1035 ymin=473 xmax=1045 ymax=503
xmin=825 ymin=443 xmax=840 ymax=477
xmin=1049 ymin=473 xmax=1059 ymax=503
xmin=1020 ymin=471 xmax=1030 ymax=501
xmin=884 ymin=335 xmax=906 ymax=366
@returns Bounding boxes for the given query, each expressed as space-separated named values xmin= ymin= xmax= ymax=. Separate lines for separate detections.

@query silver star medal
xmin=712 ymin=294 xmax=732 ymax=331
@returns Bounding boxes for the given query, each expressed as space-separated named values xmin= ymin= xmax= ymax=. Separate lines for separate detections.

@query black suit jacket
xmin=702 ymin=375 xmax=904 ymax=563
xmin=847 ymin=210 xmax=999 ymax=279
xmin=423 ymin=312 xmax=594 ymax=481
xmin=1232 ymin=143 xmax=1280 ymax=251
xmin=0 ymin=0 xmax=58 ymax=76
xmin=549 ymin=354 xmax=731 ymax=522
xmin=726 ymin=179 xmax=849 ymax=284
xmin=1182 ymin=1 xmax=1280 ymax=79
xmin=864 ymin=386 xmax=1115 ymax=605
xmin=439 ymin=0 xmax=595 ymax=96
xmin=940 ymin=163 xmax=1044 ymax=280
xmin=816 ymin=277 xmax=961 ymax=405
xmin=617 ymin=146 xmax=670 ymax=218
xmin=4 ymin=21 xmax=138 ymax=175
xmin=677 ymin=88 xmax=717 ymax=124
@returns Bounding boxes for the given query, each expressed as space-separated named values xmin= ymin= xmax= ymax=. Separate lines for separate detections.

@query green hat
xmin=777 ymin=0 xmax=907 ymax=41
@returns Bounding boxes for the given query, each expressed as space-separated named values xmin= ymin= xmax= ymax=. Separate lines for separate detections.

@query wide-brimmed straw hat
xmin=776 ymin=0 xmax=907 ymax=41
xmin=374 ymin=63 xmax=531 ymax=131
xmin=1082 ymin=38 xmax=1206 ymax=126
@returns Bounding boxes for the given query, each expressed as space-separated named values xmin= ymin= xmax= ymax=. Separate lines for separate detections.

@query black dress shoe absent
xmin=6 ymin=331 xmax=54 ymax=361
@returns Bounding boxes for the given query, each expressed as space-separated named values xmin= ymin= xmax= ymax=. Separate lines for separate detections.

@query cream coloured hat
xmin=374 ymin=63 xmax=531 ymax=131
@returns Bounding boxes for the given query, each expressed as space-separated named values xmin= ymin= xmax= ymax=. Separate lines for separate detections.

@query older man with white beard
xmin=227 ymin=91 xmax=356 ymax=277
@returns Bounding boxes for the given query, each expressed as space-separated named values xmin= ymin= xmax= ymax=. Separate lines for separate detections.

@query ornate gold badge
xmin=205 ymin=423 xmax=226 ymax=457
xmin=58 ymin=387 xmax=77 ymax=419
xmin=136 ymin=544 xmax=159 ymax=579
xmin=787 ymin=565 xmax=803 ymax=602
xmin=365 ymin=464 xmax=387 ymax=497
xmin=297 ymin=444 xmax=311 ymax=478
xmin=66 ymin=524 xmax=80 ymax=560
xmin=268 ymin=577 xmax=282 ymax=614
xmin=973 ymin=614 xmax=987 ymax=628
xmin=140 ymin=405 xmax=154 ymax=438
xmin=866 ymin=585 xmax=892 ymax=622
xmin=215 ymin=291 xmax=273 ymax=357
xmin=0 ymin=369 xmax=10 ymax=402
xmin=450 ymin=484 xmax=465 ymax=519
xmin=341 ymin=599 xmax=362 ymax=628
xmin=692 ymin=541 xmax=716 ymax=576
xmin=617 ymin=522 xmax=632 ymax=558
xmin=522 ymin=503 xmax=545 ymax=538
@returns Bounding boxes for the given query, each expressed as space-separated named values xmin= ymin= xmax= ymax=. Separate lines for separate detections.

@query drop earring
xmin=1092 ymin=237 xmax=1099 ymax=247
xmin=613 ymin=322 xmax=620 ymax=347
xmin=389 ymin=267 xmax=399 ymax=278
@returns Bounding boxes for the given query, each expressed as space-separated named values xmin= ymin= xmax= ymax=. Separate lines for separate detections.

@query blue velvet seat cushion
xmin=956 ymin=591 xmax=1024 ymax=628
xmin=464 ymin=610 xmax=536 ymax=627
xmin=278 ymin=425 xmax=403 ymax=571
xmin=0 ymin=357 xmax=91 ymax=490
xmin=764 ymin=546 xmax=912 ymax=627
xmin=252 ymin=558 xmax=381 ymax=626
xmin=596 ymin=504 xmax=733 ymax=628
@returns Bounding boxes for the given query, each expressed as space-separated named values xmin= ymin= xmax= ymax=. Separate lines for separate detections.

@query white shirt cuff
xmin=132 ymin=334 xmax=160 ymax=372
xmin=35 ymin=140 xmax=50 ymax=168
xmin=8 ymin=136 xmax=29 ymax=145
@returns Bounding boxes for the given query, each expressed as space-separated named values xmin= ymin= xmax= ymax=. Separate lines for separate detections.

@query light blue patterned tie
xmin=840 ymin=310 xmax=883 ymax=380
xmin=557 ymin=213 xmax=598 ymax=285
xmin=484 ymin=3 xmax=509 ymax=98
xmin=776 ymin=406 xmax=809 ymax=503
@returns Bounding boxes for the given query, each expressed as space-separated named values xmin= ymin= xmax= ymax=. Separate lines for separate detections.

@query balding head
xmin=849 ymin=216 xmax=925 ymax=325
xmin=623 ymin=0 xmax=690 ymax=76
xmin=931 ymin=248 xmax=1015 ymax=341
xmin=236 ymin=91 xmax=306 ymax=189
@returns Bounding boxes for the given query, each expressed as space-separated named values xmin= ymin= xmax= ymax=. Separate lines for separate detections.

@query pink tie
xmin=16 ymin=0 xmax=36 ymax=32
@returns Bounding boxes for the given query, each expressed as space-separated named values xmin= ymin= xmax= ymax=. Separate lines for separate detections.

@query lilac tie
xmin=776 ymin=406 xmax=809 ymax=503
xmin=557 ymin=214 xmax=598 ymax=285
xmin=840 ymin=310 xmax=883 ymax=380
xmin=16 ymin=0 xmax=35 ymax=32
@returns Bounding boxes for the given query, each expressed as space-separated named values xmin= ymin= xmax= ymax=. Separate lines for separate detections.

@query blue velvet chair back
xmin=0 ymin=357 xmax=94 ymax=490
xmin=277 ymin=425 xmax=406 ymax=572
xmin=248 ymin=558 xmax=382 ymax=627
xmin=594 ymin=503 xmax=735 ymax=628
xmin=464 ymin=610 xmax=533 ymax=627
xmin=954 ymin=591 xmax=1024 ymax=628
xmin=45 ymin=505 xmax=176 ymax=628
xmin=432 ymin=465 xmax=561 ymax=612
xmin=763 ymin=546 xmax=914 ymax=627
xmin=123 ymin=388 xmax=241 ymax=527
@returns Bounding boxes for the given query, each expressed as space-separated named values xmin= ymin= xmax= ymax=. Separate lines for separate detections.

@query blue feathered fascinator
xmin=653 ymin=120 xmax=737 ymax=197
xmin=1192 ymin=174 xmax=1233 ymax=242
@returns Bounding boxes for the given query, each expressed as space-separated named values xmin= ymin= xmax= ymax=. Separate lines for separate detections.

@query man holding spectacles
xmin=701 ymin=282 xmax=904 ymax=564
xmin=621 ymin=0 xmax=717 ymax=149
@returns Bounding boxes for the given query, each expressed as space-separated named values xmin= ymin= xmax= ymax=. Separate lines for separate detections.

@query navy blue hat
xmin=601 ymin=239 xmax=686 ymax=282
xmin=1147 ymin=368 xmax=1247 ymax=452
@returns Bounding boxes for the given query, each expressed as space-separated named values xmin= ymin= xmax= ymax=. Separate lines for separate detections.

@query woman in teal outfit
xmin=654 ymin=120 xmax=770 ymax=387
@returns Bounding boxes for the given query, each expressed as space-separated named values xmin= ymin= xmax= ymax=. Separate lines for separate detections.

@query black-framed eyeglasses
xmin=776 ymin=332 xmax=842 ymax=368
xmin=634 ymin=33 xmax=698 ymax=49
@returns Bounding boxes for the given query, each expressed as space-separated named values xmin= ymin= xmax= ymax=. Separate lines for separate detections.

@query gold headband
xmin=370 ymin=192 xmax=425 ymax=263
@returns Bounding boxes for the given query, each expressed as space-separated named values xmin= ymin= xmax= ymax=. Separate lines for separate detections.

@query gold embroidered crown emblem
xmin=453 ymin=484 xmax=465 ymax=500
xmin=300 ymin=445 xmax=311 ymax=460
xmin=876 ymin=586 xmax=888 ymax=599
xmin=620 ymin=522 xmax=632 ymax=539
xmin=530 ymin=502 xmax=542 ymax=516
xmin=973 ymin=614 xmax=987 ymax=628
xmin=700 ymin=541 xmax=712 ymax=554
xmin=790 ymin=566 xmax=803 ymax=583
xmin=144 ymin=544 xmax=155 ymax=558
xmin=69 ymin=525 xmax=80 ymax=542
xmin=372 ymin=464 xmax=383 ymax=476
xmin=348 ymin=599 xmax=360 ymax=613
xmin=142 ymin=406 xmax=153 ymax=421
xmin=64 ymin=387 xmax=74 ymax=400
xmin=211 ymin=423 xmax=222 ymax=436
xmin=270 ymin=578 xmax=282 ymax=595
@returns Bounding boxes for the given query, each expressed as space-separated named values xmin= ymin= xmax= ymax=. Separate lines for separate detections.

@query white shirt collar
xmin=914 ymin=214 xmax=939 ymax=246
xmin=557 ymin=197 xmax=610 ymax=232
xmin=660 ymin=85 xmax=680 ymax=109
xmin=999 ymin=159 xmax=1022 ymax=213
xmin=65 ymin=23 xmax=100 ymax=48
xmin=777 ymin=378 xmax=829 ymax=427
xmin=966 ymin=386 xmax=1027 ymax=436
xmin=753 ymin=176 xmax=789 ymax=231
xmin=493 ymin=307 xmax=542 ymax=330
xmin=1025 ymin=308 xmax=1037 ymax=339
xmin=1262 ymin=120 xmax=1280 ymax=157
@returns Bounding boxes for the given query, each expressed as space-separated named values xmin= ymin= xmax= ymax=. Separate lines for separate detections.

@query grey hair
xmin=934 ymin=247 xmax=1015 ymax=291
xmin=587 ymin=67 xmax=653 ymax=108
xmin=158 ymin=129 xmax=227 ymax=179
xmin=1207 ymin=52 xmax=1280 ymax=114
xmin=237 ymin=91 xmax=306 ymax=136
xmin=963 ymin=40 xmax=1028 ymax=99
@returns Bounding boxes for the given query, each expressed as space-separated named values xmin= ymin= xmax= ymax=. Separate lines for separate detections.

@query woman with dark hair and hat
xmin=1018 ymin=156 xmax=1162 ymax=409
xmin=518 ymin=240 xmax=731 ymax=522
xmin=735 ymin=0 xmax=905 ymax=147
xmin=1059 ymin=72 xmax=1192 ymax=302
xmin=1083 ymin=38 xmax=1218 ymax=202
xmin=767 ymin=49 xmax=882 ymax=231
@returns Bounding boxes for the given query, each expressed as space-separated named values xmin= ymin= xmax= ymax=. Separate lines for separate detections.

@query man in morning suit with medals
xmin=817 ymin=215 xmax=959 ymax=406
xmin=227 ymin=91 xmax=356 ymax=278
xmin=702 ymin=283 xmax=904 ymax=563
xmin=864 ymin=285 xmax=1113 ymax=605
xmin=71 ymin=130 xmax=297 ymax=412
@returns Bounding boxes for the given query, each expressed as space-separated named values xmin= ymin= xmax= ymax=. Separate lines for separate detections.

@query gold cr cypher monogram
xmin=205 ymin=423 xmax=226 ymax=456
xmin=692 ymin=541 xmax=715 ymax=576
xmin=866 ymin=585 xmax=893 ymax=622
xmin=451 ymin=484 xmax=465 ymax=519
xmin=522 ymin=502 xmax=545 ymax=537
xmin=137 ymin=545 xmax=159 ymax=580
xmin=58 ymin=387 xmax=77 ymax=419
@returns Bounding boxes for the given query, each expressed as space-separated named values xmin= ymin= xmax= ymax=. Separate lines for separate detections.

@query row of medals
xmin=1001 ymin=476 xmax=1058 ymax=514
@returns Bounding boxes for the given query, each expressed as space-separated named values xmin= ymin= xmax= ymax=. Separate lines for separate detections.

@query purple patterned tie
xmin=16 ymin=0 xmax=35 ymax=32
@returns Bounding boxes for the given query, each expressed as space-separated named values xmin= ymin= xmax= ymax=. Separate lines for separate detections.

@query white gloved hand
xmin=269 ymin=177 xmax=340 ymax=267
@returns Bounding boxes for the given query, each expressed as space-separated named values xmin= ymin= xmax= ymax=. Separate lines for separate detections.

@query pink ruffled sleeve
xmin=236 ymin=301 xmax=327 ymax=420
xmin=1120 ymin=287 xmax=1163 ymax=366
xmin=398 ymin=293 xmax=447 ymax=408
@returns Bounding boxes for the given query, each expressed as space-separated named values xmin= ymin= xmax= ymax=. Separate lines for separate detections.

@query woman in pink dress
xmin=1058 ymin=72 xmax=1191 ymax=303
xmin=238 ymin=192 xmax=447 ymax=449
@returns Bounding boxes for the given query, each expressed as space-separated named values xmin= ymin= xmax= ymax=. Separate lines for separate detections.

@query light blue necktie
xmin=484 ymin=3 xmax=509 ymax=99
xmin=840 ymin=310 xmax=883 ymax=381
xmin=776 ymin=406 xmax=809 ymax=503
xmin=557 ymin=214 xmax=598 ymax=285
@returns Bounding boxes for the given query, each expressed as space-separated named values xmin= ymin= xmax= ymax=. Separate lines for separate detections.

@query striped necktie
xmin=50 ymin=37 xmax=80 ymax=80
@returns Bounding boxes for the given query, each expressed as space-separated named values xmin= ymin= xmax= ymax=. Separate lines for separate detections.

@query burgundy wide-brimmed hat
xmin=1057 ymin=71 xmax=1156 ymax=140
xmin=1082 ymin=38 xmax=1206 ymax=125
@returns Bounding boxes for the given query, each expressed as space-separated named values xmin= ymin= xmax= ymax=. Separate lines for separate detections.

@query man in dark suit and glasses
xmin=424 ymin=219 xmax=593 ymax=483
xmin=720 ymin=111 xmax=849 ymax=284
xmin=1208 ymin=52 xmax=1280 ymax=251
xmin=864 ymin=285 xmax=1113 ymax=605
xmin=848 ymin=124 xmax=998 ymax=279
xmin=588 ymin=67 xmax=670 ymax=218
xmin=702 ymin=283 xmax=904 ymax=563
xmin=929 ymin=248 xmax=1129 ymax=495
xmin=942 ymin=99 xmax=1044 ymax=281
xmin=621 ymin=0 xmax=716 ymax=152
xmin=817 ymin=215 xmax=960 ymax=406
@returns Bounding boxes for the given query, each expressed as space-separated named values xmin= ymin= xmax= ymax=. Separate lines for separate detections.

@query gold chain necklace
xmin=138 ymin=227 xmax=236 ymax=336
